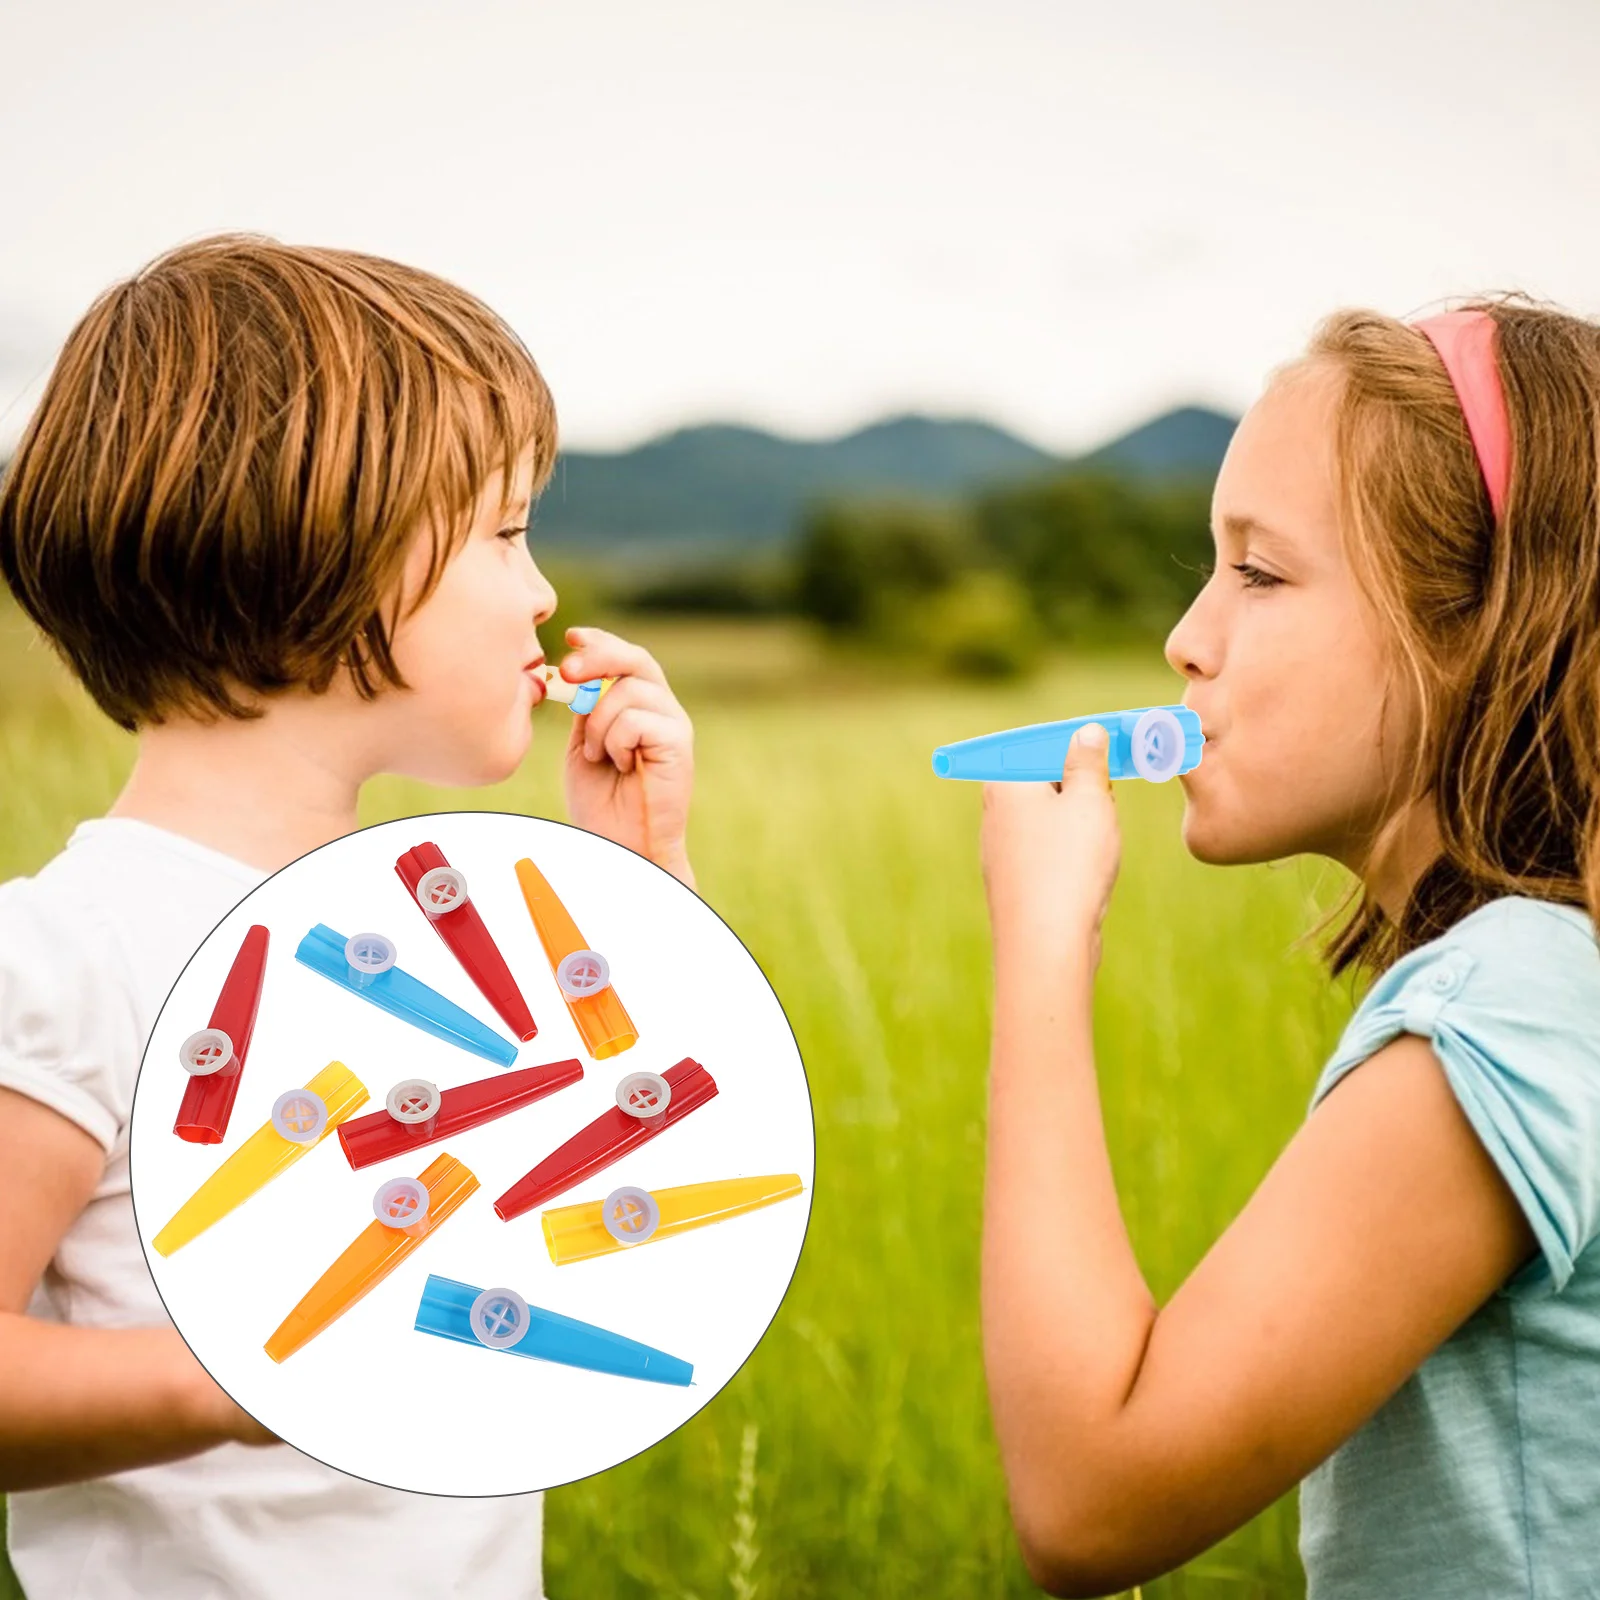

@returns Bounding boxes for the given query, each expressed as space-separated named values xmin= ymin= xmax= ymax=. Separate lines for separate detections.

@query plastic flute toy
xmin=414 ymin=1275 xmax=693 ymax=1386
xmin=395 ymin=842 xmax=538 ymax=1042
xmin=173 ymin=925 xmax=270 ymax=1143
xmin=264 ymin=1152 xmax=478 ymax=1362
xmin=931 ymin=704 xmax=1205 ymax=783
xmin=493 ymin=1057 xmax=718 ymax=1221
xmin=542 ymin=1173 xmax=804 ymax=1265
xmin=152 ymin=1063 xmax=370 ymax=1256
xmin=294 ymin=924 xmax=518 ymax=1067
xmin=513 ymin=858 xmax=638 ymax=1060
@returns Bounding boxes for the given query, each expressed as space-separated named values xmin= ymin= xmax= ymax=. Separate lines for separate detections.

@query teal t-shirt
xmin=1298 ymin=896 xmax=1600 ymax=1597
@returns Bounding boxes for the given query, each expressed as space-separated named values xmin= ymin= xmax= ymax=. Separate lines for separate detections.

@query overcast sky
xmin=3 ymin=0 xmax=1597 ymax=455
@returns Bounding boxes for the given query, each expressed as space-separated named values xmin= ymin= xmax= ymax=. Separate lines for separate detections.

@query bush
xmin=972 ymin=471 xmax=1211 ymax=638
xmin=622 ymin=559 xmax=791 ymax=616
xmin=901 ymin=569 xmax=1041 ymax=678
xmin=795 ymin=499 xmax=970 ymax=634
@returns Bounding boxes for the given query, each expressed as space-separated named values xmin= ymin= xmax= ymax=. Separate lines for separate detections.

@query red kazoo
xmin=337 ymin=1058 xmax=584 ymax=1170
xmin=173 ymin=925 xmax=270 ymax=1144
xmin=493 ymin=1056 xmax=718 ymax=1222
xmin=395 ymin=842 xmax=537 ymax=1042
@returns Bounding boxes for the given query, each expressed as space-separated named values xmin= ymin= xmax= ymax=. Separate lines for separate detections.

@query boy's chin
xmin=392 ymin=716 xmax=532 ymax=789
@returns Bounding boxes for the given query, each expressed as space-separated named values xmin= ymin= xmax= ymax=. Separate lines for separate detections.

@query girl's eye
xmin=1231 ymin=561 xmax=1281 ymax=590
xmin=496 ymin=525 xmax=528 ymax=545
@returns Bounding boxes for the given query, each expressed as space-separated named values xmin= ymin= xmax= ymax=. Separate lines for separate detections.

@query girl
xmin=980 ymin=302 xmax=1600 ymax=1597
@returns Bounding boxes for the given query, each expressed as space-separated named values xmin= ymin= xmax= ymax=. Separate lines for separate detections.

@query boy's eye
xmin=1231 ymin=561 xmax=1281 ymax=590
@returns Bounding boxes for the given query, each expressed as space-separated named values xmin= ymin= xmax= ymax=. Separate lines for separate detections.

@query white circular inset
xmin=131 ymin=811 xmax=815 ymax=1498
xmin=415 ymin=866 xmax=468 ymax=917
xmin=1129 ymin=708 xmax=1186 ymax=783
xmin=372 ymin=1175 xmax=430 ymax=1228
xmin=271 ymin=1089 xmax=329 ymax=1144
xmin=178 ymin=1027 xmax=234 ymax=1076
xmin=555 ymin=948 xmax=611 ymax=999
xmin=615 ymin=1070 xmax=672 ymax=1118
xmin=601 ymin=1185 xmax=661 ymax=1246
xmin=385 ymin=1078 xmax=441 ymax=1124
xmin=469 ymin=1286 xmax=530 ymax=1350
xmin=344 ymin=931 xmax=397 ymax=975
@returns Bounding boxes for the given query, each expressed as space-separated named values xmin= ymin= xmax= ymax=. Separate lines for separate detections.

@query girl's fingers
xmin=579 ymin=677 xmax=682 ymax=762
xmin=559 ymin=628 xmax=670 ymax=690
xmin=589 ymin=705 xmax=690 ymax=776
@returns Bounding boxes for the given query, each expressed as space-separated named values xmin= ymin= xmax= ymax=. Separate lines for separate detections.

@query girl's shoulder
xmin=1314 ymin=894 xmax=1600 ymax=1299
xmin=1344 ymin=893 xmax=1597 ymax=1040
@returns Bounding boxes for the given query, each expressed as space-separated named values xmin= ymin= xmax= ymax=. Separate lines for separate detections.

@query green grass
xmin=0 ymin=609 xmax=1359 ymax=1598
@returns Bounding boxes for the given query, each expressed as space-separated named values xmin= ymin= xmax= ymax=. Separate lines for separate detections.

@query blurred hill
xmin=1079 ymin=404 xmax=1239 ymax=478
xmin=534 ymin=405 xmax=1236 ymax=553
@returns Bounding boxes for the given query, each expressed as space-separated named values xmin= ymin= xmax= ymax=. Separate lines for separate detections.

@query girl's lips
xmin=524 ymin=659 xmax=548 ymax=704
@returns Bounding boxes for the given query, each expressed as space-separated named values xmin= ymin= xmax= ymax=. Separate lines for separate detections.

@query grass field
xmin=0 ymin=607 xmax=1361 ymax=1598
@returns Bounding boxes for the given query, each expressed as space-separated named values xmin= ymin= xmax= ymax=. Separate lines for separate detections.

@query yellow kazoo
xmin=514 ymin=858 xmax=639 ymax=1060
xmin=264 ymin=1151 xmax=478 ymax=1362
xmin=151 ymin=1063 xmax=369 ymax=1257
xmin=542 ymin=1173 xmax=805 ymax=1265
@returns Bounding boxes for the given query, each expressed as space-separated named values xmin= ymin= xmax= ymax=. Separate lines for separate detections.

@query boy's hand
xmin=981 ymin=722 xmax=1121 ymax=975
xmin=557 ymin=628 xmax=695 ymax=887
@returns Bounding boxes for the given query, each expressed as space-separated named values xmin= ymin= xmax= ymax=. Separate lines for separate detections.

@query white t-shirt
xmin=0 ymin=818 xmax=545 ymax=1600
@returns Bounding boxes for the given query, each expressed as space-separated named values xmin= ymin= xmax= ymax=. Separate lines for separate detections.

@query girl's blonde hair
xmin=1306 ymin=299 xmax=1600 ymax=979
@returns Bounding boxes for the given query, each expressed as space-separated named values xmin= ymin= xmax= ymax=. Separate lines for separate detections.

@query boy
xmin=0 ymin=235 xmax=695 ymax=1598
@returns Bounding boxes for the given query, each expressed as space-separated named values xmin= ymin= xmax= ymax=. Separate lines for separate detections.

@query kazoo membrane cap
xmin=543 ymin=1174 xmax=805 ymax=1265
xmin=931 ymin=703 xmax=1205 ymax=784
xmin=152 ymin=1062 xmax=369 ymax=1257
xmin=396 ymin=843 xmax=538 ymax=1042
xmin=556 ymin=949 xmax=610 ymax=1000
xmin=173 ymin=924 xmax=270 ymax=1143
xmin=414 ymin=1273 xmax=693 ymax=1386
xmin=294 ymin=922 xmax=518 ymax=1067
xmin=414 ymin=866 xmax=467 ymax=916
xmin=601 ymin=1186 xmax=660 ymax=1246
xmin=178 ymin=1028 xmax=233 ymax=1077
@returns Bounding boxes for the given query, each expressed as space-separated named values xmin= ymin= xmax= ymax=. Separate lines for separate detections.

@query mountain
xmin=531 ymin=406 xmax=1236 ymax=551
xmin=1081 ymin=404 xmax=1238 ymax=478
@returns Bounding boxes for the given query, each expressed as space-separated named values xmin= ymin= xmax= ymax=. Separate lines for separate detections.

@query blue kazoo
xmin=932 ymin=704 xmax=1204 ymax=783
xmin=414 ymin=1274 xmax=693 ymax=1386
xmin=294 ymin=924 xmax=518 ymax=1067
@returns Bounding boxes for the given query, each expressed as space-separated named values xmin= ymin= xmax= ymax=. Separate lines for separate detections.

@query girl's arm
xmin=0 ymin=1088 xmax=274 ymax=1490
xmin=981 ymin=728 xmax=1536 ymax=1597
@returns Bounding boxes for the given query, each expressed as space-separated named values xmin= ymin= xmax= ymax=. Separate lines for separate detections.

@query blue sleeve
xmin=1317 ymin=900 xmax=1600 ymax=1299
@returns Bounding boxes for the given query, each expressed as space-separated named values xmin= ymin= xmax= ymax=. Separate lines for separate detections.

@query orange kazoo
xmin=263 ymin=1152 xmax=478 ymax=1362
xmin=514 ymin=858 xmax=638 ymax=1060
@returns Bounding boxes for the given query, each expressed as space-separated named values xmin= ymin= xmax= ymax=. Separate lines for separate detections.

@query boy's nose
xmin=525 ymin=557 xmax=557 ymax=626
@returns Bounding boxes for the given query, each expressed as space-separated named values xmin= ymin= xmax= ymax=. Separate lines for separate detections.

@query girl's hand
xmin=557 ymin=628 xmax=695 ymax=887
xmin=981 ymin=721 xmax=1121 ymax=973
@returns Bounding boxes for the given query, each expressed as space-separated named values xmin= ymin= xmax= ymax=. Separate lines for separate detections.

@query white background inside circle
xmin=128 ymin=813 xmax=814 ymax=1495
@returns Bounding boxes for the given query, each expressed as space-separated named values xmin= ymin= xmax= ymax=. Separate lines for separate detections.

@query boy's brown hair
xmin=0 ymin=234 xmax=557 ymax=729
xmin=1300 ymin=298 xmax=1600 ymax=981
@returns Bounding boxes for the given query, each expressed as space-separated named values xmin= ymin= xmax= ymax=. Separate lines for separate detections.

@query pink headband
xmin=1410 ymin=309 xmax=1512 ymax=522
